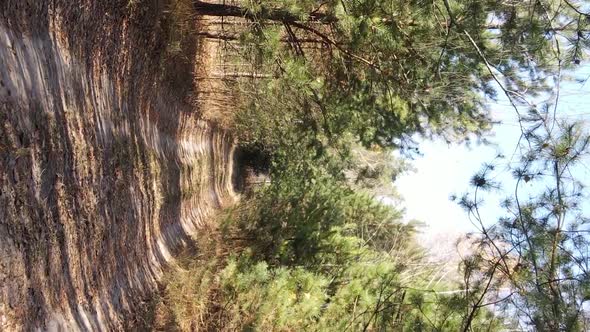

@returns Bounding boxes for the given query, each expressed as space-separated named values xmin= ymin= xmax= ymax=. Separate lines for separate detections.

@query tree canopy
xmin=159 ymin=1 xmax=590 ymax=330
xmin=199 ymin=0 xmax=589 ymax=150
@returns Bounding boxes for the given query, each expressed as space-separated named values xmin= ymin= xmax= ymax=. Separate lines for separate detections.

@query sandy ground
xmin=0 ymin=1 xmax=236 ymax=330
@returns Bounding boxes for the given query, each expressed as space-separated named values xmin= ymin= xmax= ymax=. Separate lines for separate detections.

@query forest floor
xmin=0 ymin=0 xmax=236 ymax=330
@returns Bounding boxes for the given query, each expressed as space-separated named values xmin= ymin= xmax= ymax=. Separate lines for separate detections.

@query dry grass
xmin=160 ymin=259 xmax=218 ymax=331
xmin=158 ymin=0 xmax=200 ymax=98
xmin=145 ymin=216 xmax=235 ymax=331
xmin=164 ymin=0 xmax=197 ymax=60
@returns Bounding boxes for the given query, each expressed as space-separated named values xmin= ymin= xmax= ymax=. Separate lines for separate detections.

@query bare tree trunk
xmin=193 ymin=1 xmax=337 ymax=23
xmin=197 ymin=32 xmax=329 ymax=44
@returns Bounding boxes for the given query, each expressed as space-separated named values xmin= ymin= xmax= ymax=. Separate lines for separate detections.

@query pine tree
xmin=197 ymin=0 xmax=589 ymax=150
xmin=458 ymin=113 xmax=590 ymax=330
xmin=161 ymin=1 xmax=590 ymax=330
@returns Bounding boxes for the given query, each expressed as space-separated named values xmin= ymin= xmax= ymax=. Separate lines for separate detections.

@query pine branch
xmin=286 ymin=22 xmax=382 ymax=71
xmin=563 ymin=0 xmax=590 ymax=16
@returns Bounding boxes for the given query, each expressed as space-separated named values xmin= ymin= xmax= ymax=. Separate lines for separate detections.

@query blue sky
xmin=396 ymin=65 xmax=590 ymax=234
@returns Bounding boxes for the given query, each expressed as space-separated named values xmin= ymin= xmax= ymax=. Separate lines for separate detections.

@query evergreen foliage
xmin=457 ymin=115 xmax=590 ymax=331
xmin=161 ymin=0 xmax=590 ymax=330
xmin=222 ymin=0 xmax=589 ymax=150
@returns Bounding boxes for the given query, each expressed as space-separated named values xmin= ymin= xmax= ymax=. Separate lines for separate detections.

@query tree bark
xmin=193 ymin=1 xmax=337 ymax=23
xmin=197 ymin=32 xmax=329 ymax=44
xmin=193 ymin=1 xmax=378 ymax=70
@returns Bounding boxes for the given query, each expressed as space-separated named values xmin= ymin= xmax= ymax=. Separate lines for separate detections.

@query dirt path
xmin=0 ymin=1 xmax=236 ymax=330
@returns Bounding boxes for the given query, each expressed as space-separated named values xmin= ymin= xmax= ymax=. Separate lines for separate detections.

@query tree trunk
xmin=193 ymin=1 xmax=337 ymax=23
xmin=197 ymin=32 xmax=329 ymax=44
